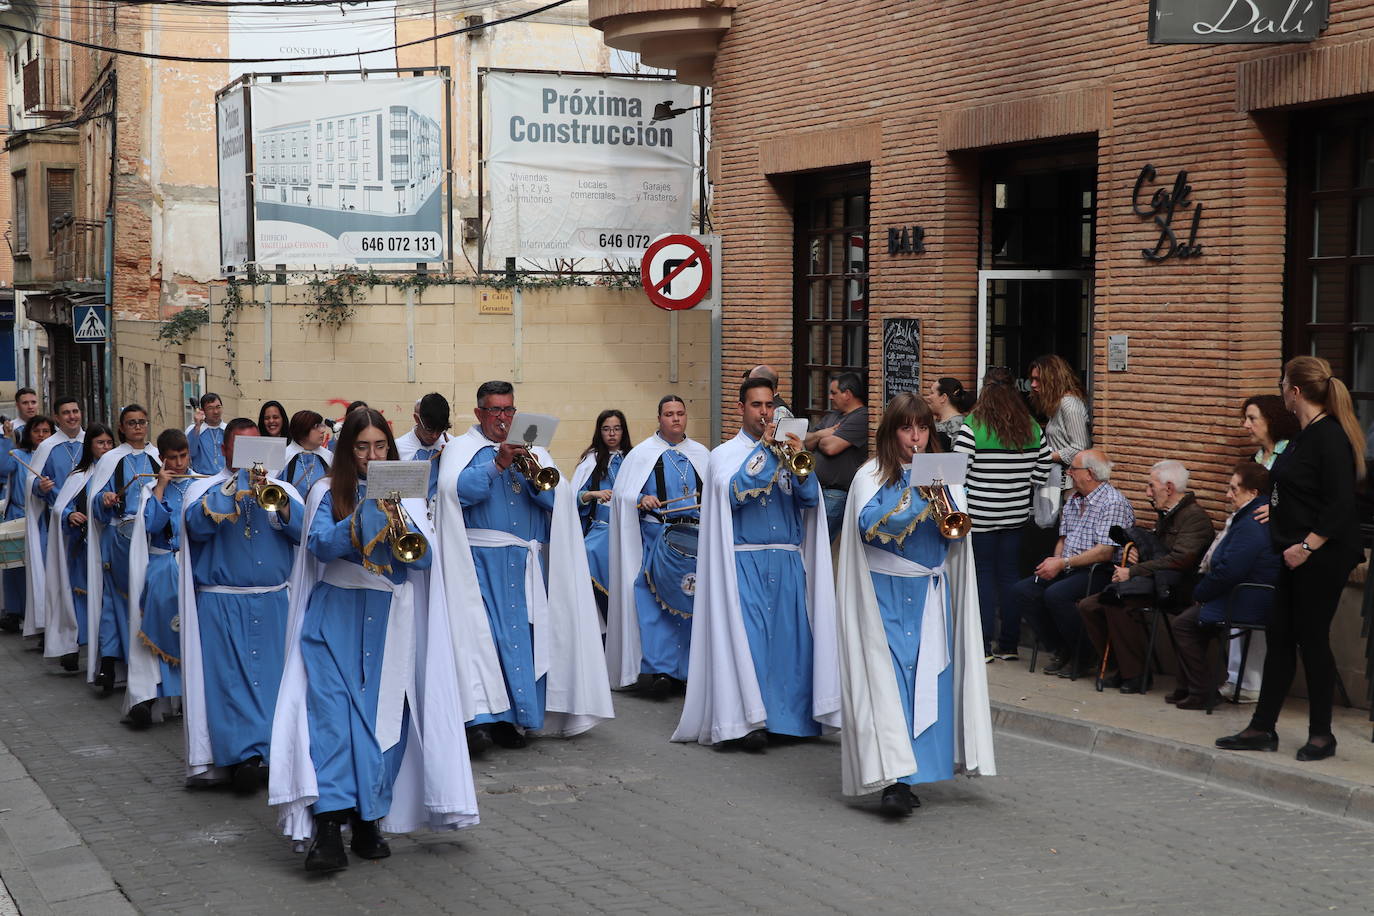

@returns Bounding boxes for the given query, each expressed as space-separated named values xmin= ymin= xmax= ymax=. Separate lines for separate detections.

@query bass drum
xmin=644 ymin=520 xmax=699 ymax=619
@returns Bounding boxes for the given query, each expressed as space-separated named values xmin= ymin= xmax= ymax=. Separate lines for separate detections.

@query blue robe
xmin=634 ymin=445 xmax=699 ymax=680
xmin=303 ymin=486 xmax=429 ymax=818
xmin=3 ymin=443 xmax=27 ymax=617
xmin=36 ymin=436 xmax=83 ymax=509
xmin=188 ymin=425 xmax=226 ymax=476
xmin=184 ymin=470 xmax=303 ymax=766
xmin=60 ymin=496 xmax=90 ymax=646
xmin=141 ymin=480 xmax=191 ymax=698
xmin=92 ymin=451 xmax=158 ymax=661
xmin=409 ymin=443 xmax=443 ymax=502
xmin=458 ymin=447 xmax=556 ymax=729
xmin=730 ymin=438 xmax=821 ymax=736
xmin=284 ymin=452 xmax=329 ymax=496
xmin=859 ymin=476 xmax=955 ymax=786
xmin=577 ymin=452 xmax=621 ymax=599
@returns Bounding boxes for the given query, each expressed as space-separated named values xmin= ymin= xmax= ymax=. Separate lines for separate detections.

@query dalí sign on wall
xmin=1149 ymin=0 xmax=1328 ymax=43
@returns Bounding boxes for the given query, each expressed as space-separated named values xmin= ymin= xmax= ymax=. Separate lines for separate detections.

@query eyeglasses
xmin=352 ymin=441 xmax=389 ymax=455
xmin=479 ymin=406 xmax=517 ymax=417
xmin=123 ymin=418 xmax=149 ymax=427
xmin=599 ymin=426 xmax=622 ymax=434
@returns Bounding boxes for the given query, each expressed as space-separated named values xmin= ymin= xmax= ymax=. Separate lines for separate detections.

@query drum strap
xmin=654 ymin=457 xmax=667 ymax=502
xmin=284 ymin=454 xmax=300 ymax=484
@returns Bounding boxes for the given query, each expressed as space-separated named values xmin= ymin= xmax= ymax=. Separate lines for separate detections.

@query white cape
xmin=23 ymin=429 xmax=84 ymax=636
xmin=124 ymin=480 xmax=178 ymax=718
xmin=268 ymin=480 xmax=480 ymax=840
xmin=671 ymin=431 xmax=841 ymax=744
xmin=178 ymin=470 xmax=300 ymax=779
xmin=835 ymin=460 xmax=996 ymax=795
xmin=41 ymin=469 xmax=90 ymax=658
xmin=434 ymin=425 xmax=613 ymax=736
xmin=605 ymin=434 xmax=709 ymax=688
xmin=284 ymin=442 xmax=333 ymax=468
xmin=395 ymin=429 xmax=449 ymax=462
xmin=82 ymin=443 xmax=160 ymax=681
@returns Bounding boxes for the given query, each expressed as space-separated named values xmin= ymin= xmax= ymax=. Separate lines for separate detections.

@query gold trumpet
xmin=917 ymin=480 xmax=972 ymax=540
xmin=498 ymin=419 xmax=560 ymax=490
xmin=250 ymin=461 xmax=287 ymax=512
xmin=770 ymin=441 xmax=815 ymax=478
xmin=380 ymin=498 xmax=427 ymax=563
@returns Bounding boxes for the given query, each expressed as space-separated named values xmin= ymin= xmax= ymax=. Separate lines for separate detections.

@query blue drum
xmin=645 ymin=521 xmax=699 ymax=618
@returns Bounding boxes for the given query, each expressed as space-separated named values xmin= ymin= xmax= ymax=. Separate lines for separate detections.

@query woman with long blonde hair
xmin=1028 ymin=354 xmax=1090 ymax=471
xmin=1217 ymin=356 xmax=1366 ymax=762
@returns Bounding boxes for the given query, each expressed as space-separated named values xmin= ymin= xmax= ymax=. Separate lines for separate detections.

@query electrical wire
xmin=2 ymin=0 xmax=578 ymax=61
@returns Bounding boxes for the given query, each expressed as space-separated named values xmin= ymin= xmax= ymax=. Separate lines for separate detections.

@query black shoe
xmin=644 ymin=674 xmax=674 ymax=700
xmin=1042 ymin=654 xmax=1070 ymax=675
xmin=1163 ymin=687 xmax=1189 ymax=705
xmin=1216 ymin=729 xmax=1278 ymax=752
xmin=349 ymin=814 xmax=391 ymax=860
xmin=304 ymin=811 xmax=349 ymax=873
xmin=127 ymin=699 xmax=154 ymax=730
xmin=1175 ymin=691 xmax=1223 ymax=710
xmin=1100 ymin=672 xmax=1123 ymax=689
xmin=0 ymin=614 xmax=20 ymax=634
xmin=879 ymin=783 xmax=919 ymax=818
xmin=490 ymin=721 xmax=528 ymax=749
xmin=1296 ymin=736 xmax=1336 ymax=762
xmin=1118 ymin=676 xmax=1146 ymax=695
xmin=59 ymin=652 xmax=80 ymax=673
xmin=466 ymin=725 xmax=494 ymax=757
xmin=1057 ymin=661 xmax=1094 ymax=679
xmin=723 ymin=729 xmax=767 ymax=753
xmin=232 ymin=757 xmax=263 ymax=795
xmin=95 ymin=657 xmax=117 ymax=697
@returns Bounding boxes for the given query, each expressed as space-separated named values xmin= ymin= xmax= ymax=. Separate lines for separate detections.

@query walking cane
xmin=1096 ymin=541 xmax=1136 ymax=693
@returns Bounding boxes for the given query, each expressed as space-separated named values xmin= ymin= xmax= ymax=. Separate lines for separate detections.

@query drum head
xmin=662 ymin=521 xmax=700 ymax=559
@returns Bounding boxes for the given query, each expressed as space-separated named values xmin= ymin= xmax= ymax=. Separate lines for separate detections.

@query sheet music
xmin=908 ymin=453 xmax=970 ymax=487
xmin=364 ymin=460 xmax=431 ymax=500
xmin=508 ymin=412 xmax=559 ymax=448
xmin=232 ymin=436 xmax=287 ymax=471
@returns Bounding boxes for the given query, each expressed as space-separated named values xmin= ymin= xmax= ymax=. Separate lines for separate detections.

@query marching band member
xmin=269 ymin=409 xmax=478 ymax=872
xmin=0 ymin=415 xmax=52 ymax=634
xmin=87 ymin=405 xmax=160 ymax=694
xmin=188 ymin=393 xmax=227 ymax=476
xmin=394 ymin=393 xmax=451 ymax=502
xmin=258 ymin=401 xmax=288 ymax=440
xmin=181 ymin=418 xmax=303 ymax=794
xmin=25 ymin=398 xmax=85 ymax=639
xmin=573 ymin=409 xmax=630 ymax=618
xmin=283 ymin=411 xmax=332 ymax=495
xmin=606 ymin=397 xmax=708 ymax=698
xmin=834 ymin=393 xmax=995 ymax=818
xmin=434 ymin=381 xmax=612 ymax=755
xmin=44 ymin=424 xmax=115 ymax=673
xmin=672 ymin=378 xmax=840 ymax=751
xmin=124 ymin=429 xmax=195 ymax=729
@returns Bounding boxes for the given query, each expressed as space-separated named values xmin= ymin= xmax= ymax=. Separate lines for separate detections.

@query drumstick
xmin=117 ymin=472 xmax=209 ymax=496
xmin=658 ymin=492 xmax=700 ymax=506
xmin=7 ymin=451 xmax=42 ymax=477
xmin=663 ymin=503 xmax=700 ymax=514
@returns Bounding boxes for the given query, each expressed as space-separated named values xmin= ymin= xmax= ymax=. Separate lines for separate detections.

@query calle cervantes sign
xmin=1149 ymin=0 xmax=1328 ymax=43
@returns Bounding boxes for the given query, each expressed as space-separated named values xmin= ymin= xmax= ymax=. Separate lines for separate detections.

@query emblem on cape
xmin=897 ymin=489 xmax=912 ymax=513
xmin=746 ymin=450 xmax=768 ymax=476
xmin=778 ymin=473 xmax=793 ymax=495
xmin=170 ymin=614 xmax=181 ymax=633
xmin=681 ymin=572 xmax=697 ymax=597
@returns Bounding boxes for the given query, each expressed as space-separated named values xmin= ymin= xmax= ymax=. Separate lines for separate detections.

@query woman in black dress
xmin=1216 ymin=356 xmax=1366 ymax=761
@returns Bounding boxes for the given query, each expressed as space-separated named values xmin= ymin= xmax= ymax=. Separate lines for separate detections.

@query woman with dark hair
xmin=271 ymin=408 xmax=477 ymax=872
xmin=923 ymin=378 xmax=976 ymax=451
xmin=257 ymin=400 xmax=288 ymax=440
xmin=47 ymin=424 xmax=115 ymax=672
xmin=0 ymin=417 xmax=53 ymax=633
xmin=953 ymin=377 xmax=1052 ymax=661
xmin=1029 ymin=354 xmax=1090 ymax=470
xmin=1218 ymin=356 xmax=1367 ymax=761
xmin=834 ymin=393 xmax=994 ymax=818
xmin=283 ymin=410 xmax=331 ymax=494
xmin=1241 ymin=394 xmax=1299 ymax=469
xmin=573 ymin=409 xmax=630 ymax=604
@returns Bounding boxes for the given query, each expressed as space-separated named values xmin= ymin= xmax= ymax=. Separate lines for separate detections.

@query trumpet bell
xmin=532 ymin=466 xmax=560 ymax=491
xmin=391 ymin=532 xmax=428 ymax=563
xmin=788 ymin=451 xmax=815 ymax=478
xmin=257 ymin=482 xmax=287 ymax=512
xmin=938 ymin=511 xmax=973 ymax=540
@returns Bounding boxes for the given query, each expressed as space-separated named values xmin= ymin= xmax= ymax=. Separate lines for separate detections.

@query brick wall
xmin=705 ymin=0 xmax=1374 ymax=521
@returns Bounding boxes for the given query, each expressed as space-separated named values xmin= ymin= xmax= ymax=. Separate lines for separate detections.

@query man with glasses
xmin=395 ymin=392 xmax=451 ymax=501
xmin=434 ymin=381 xmax=612 ymax=756
xmin=188 ymin=393 xmax=227 ymax=475
xmin=181 ymin=418 xmax=303 ymax=794
xmin=1011 ymin=449 xmax=1134 ymax=679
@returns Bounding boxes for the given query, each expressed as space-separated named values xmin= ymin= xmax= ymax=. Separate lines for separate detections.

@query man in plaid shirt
xmin=1012 ymin=449 xmax=1135 ymax=677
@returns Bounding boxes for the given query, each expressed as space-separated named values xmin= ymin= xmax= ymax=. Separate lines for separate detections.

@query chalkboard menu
xmin=883 ymin=318 xmax=921 ymax=405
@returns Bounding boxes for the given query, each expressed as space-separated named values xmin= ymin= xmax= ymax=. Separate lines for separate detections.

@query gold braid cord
xmin=591 ymin=576 xmax=609 ymax=597
xmin=730 ymin=450 xmax=780 ymax=502
xmin=644 ymin=570 xmax=693 ymax=619
xmin=864 ymin=490 xmax=925 ymax=548
xmin=351 ymin=508 xmax=392 ymax=577
xmin=202 ymin=492 xmax=241 ymax=525
xmin=138 ymin=631 xmax=180 ymax=666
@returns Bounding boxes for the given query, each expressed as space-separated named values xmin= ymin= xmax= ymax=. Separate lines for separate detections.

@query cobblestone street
xmin=0 ymin=635 xmax=1371 ymax=914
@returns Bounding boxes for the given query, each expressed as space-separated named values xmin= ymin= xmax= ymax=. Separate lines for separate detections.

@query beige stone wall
xmin=115 ymin=284 xmax=712 ymax=471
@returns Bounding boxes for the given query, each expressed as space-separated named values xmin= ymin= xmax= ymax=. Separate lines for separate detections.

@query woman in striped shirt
xmin=953 ymin=371 xmax=1052 ymax=660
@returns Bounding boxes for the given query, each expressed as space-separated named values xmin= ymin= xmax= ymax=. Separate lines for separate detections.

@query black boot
xmin=490 ymin=721 xmax=528 ymax=749
xmin=127 ymin=699 xmax=155 ymax=730
xmin=95 ymin=657 xmax=117 ymax=697
xmin=879 ymin=783 xmax=919 ymax=818
xmin=232 ymin=756 xmax=264 ymax=795
xmin=0 ymin=613 xmax=20 ymax=633
xmin=304 ymin=810 xmax=349 ymax=873
xmin=349 ymin=813 xmax=391 ymax=860
xmin=466 ymin=725 xmax=494 ymax=757
xmin=59 ymin=652 xmax=79 ymax=673
xmin=644 ymin=674 xmax=674 ymax=700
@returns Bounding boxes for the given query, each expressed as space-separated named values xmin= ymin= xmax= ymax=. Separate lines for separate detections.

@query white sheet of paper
xmin=908 ymin=452 xmax=970 ymax=487
xmin=233 ymin=436 xmax=287 ymax=471
xmin=508 ymin=412 xmax=559 ymax=448
xmin=774 ymin=418 xmax=809 ymax=443
xmin=365 ymin=460 xmax=431 ymax=500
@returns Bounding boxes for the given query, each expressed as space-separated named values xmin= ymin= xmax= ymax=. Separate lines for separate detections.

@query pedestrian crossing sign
xmin=73 ymin=305 xmax=108 ymax=343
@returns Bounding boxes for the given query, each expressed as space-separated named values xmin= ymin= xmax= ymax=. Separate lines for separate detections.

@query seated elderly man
xmin=1078 ymin=458 xmax=1215 ymax=693
xmin=1012 ymin=449 xmax=1135 ymax=679
xmin=1166 ymin=461 xmax=1279 ymax=709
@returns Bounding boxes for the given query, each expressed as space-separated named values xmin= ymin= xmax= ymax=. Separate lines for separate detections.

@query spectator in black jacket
xmin=1167 ymin=461 xmax=1279 ymax=709
xmin=1217 ymin=356 xmax=1367 ymax=761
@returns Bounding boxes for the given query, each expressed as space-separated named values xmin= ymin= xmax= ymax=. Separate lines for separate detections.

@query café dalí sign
xmin=1149 ymin=0 xmax=1328 ymax=43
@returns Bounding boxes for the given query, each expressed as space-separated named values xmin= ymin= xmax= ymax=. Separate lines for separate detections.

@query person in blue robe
xmin=0 ymin=417 xmax=53 ymax=633
xmin=36 ymin=397 xmax=86 ymax=510
xmin=91 ymin=406 xmax=159 ymax=693
xmin=298 ymin=409 xmax=430 ymax=872
xmin=60 ymin=425 xmax=117 ymax=672
xmin=458 ymin=382 xmax=556 ymax=751
xmin=396 ymin=393 xmax=452 ymax=502
xmin=188 ymin=393 xmax=227 ymax=476
xmin=730 ymin=380 xmax=822 ymax=741
xmin=184 ymin=417 xmax=303 ymax=793
xmin=576 ymin=409 xmax=629 ymax=620
xmin=284 ymin=410 xmax=331 ymax=495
